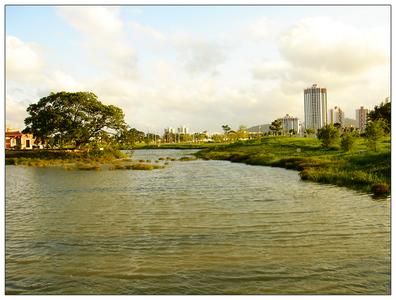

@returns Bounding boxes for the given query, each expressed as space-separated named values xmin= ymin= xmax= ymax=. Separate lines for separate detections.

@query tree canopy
xmin=365 ymin=119 xmax=386 ymax=151
xmin=269 ymin=119 xmax=283 ymax=135
xmin=368 ymin=99 xmax=390 ymax=132
xmin=24 ymin=91 xmax=127 ymax=148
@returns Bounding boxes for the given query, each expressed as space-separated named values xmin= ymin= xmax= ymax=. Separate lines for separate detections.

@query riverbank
xmin=195 ymin=136 xmax=391 ymax=196
xmin=5 ymin=149 xmax=164 ymax=171
xmin=5 ymin=149 xmax=198 ymax=171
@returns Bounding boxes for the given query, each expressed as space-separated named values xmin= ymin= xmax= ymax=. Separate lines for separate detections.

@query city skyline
xmin=6 ymin=5 xmax=390 ymax=133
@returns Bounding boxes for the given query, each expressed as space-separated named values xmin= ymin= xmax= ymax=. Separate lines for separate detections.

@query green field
xmin=196 ymin=136 xmax=391 ymax=196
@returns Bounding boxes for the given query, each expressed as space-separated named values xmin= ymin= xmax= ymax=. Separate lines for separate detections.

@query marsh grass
xmin=5 ymin=149 xmax=127 ymax=171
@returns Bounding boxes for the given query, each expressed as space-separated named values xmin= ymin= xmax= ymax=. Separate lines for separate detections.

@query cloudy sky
xmin=6 ymin=5 xmax=390 ymax=133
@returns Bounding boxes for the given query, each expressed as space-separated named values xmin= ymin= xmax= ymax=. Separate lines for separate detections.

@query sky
xmin=5 ymin=5 xmax=390 ymax=134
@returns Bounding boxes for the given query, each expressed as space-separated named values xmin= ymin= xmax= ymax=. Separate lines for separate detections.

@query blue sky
xmin=6 ymin=5 xmax=390 ymax=133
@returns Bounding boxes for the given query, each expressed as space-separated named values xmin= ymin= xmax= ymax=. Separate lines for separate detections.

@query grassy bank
xmin=5 ymin=149 xmax=164 ymax=171
xmin=196 ymin=136 xmax=391 ymax=196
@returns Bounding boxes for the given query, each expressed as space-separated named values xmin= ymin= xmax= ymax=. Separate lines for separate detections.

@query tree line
xmin=22 ymin=91 xmax=390 ymax=151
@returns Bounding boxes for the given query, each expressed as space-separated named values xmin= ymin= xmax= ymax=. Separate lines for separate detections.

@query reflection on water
xmin=6 ymin=149 xmax=390 ymax=294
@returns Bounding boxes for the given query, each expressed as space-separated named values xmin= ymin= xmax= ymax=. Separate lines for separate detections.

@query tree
xmin=117 ymin=127 xmax=145 ymax=147
xmin=368 ymin=99 xmax=390 ymax=132
xmin=365 ymin=119 xmax=386 ymax=151
xmin=269 ymin=119 xmax=283 ymax=135
xmin=317 ymin=124 xmax=340 ymax=149
xmin=341 ymin=130 xmax=359 ymax=152
xmin=222 ymin=125 xmax=231 ymax=134
xmin=236 ymin=125 xmax=249 ymax=140
xmin=289 ymin=129 xmax=297 ymax=136
xmin=23 ymin=91 xmax=127 ymax=149
xmin=305 ymin=128 xmax=315 ymax=137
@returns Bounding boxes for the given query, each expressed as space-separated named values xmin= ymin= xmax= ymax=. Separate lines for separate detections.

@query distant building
xmin=280 ymin=114 xmax=300 ymax=134
xmin=356 ymin=106 xmax=369 ymax=133
xmin=164 ymin=127 xmax=175 ymax=134
xmin=304 ymin=84 xmax=327 ymax=130
xmin=5 ymin=128 xmax=34 ymax=150
xmin=177 ymin=126 xmax=189 ymax=134
xmin=329 ymin=106 xmax=345 ymax=128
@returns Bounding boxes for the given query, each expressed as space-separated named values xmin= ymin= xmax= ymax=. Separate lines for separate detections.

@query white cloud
xmin=129 ymin=21 xmax=165 ymax=41
xmin=57 ymin=6 xmax=137 ymax=79
xmin=172 ymin=33 xmax=227 ymax=75
xmin=247 ymin=17 xmax=280 ymax=40
xmin=49 ymin=70 xmax=84 ymax=91
xmin=278 ymin=16 xmax=389 ymax=74
xmin=6 ymin=35 xmax=44 ymax=82
xmin=58 ymin=6 xmax=123 ymax=37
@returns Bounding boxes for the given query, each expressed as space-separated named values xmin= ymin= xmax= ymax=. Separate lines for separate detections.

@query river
xmin=5 ymin=149 xmax=390 ymax=294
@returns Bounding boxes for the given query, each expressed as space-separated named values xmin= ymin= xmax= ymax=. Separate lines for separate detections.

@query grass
xmin=109 ymin=163 xmax=164 ymax=170
xmin=6 ymin=149 xmax=167 ymax=172
xmin=196 ymin=136 xmax=391 ymax=196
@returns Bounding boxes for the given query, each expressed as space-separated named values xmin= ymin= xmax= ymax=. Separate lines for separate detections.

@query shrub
xmin=341 ymin=130 xmax=359 ymax=152
xmin=371 ymin=183 xmax=390 ymax=195
xmin=317 ymin=124 xmax=340 ymax=149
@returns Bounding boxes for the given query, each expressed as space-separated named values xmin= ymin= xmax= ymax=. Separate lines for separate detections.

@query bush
xmin=317 ymin=124 xmax=340 ymax=149
xmin=341 ymin=130 xmax=359 ymax=152
xmin=371 ymin=183 xmax=390 ymax=195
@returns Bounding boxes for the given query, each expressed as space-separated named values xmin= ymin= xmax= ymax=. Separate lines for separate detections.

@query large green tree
xmin=24 ymin=91 xmax=127 ymax=148
xmin=368 ymin=99 xmax=390 ymax=132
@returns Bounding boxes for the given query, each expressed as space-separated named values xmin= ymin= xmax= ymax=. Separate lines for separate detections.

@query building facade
xmin=356 ymin=106 xmax=369 ymax=133
xmin=304 ymin=84 xmax=327 ymax=131
xmin=329 ymin=106 xmax=345 ymax=128
xmin=280 ymin=114 xmax=300 ymax=134
xmin=5 ymin=128 xmax=34 ymax=150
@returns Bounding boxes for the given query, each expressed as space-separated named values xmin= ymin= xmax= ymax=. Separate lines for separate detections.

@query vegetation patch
xmin=109 ymin=163 xmax=164 ymax=170
xmin=178 ymin=156 xmax=198 ymax=161
xmin=196 ymin=136 xmax=390 ymax=196
xmin=76 ymin=163 xmax=101 ymax=171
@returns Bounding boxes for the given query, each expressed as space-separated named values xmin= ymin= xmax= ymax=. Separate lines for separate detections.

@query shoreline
xmin=195 ymin=137 xmax=391 ymax=197
xmin=5 ymin=139 xmax=391 ymax=196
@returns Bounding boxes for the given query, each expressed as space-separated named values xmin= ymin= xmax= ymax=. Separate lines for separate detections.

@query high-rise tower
xmin=329 ymin=106 xmax=345 ymax=128
xmin=304 ymin=84 xmax=327 ymax=131
xmin=356 ymin=106 xmax=369 ymax=133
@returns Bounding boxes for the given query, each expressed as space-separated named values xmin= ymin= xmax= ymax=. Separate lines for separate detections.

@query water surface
xmin=6 ymin=149 xmax=390 ymax=294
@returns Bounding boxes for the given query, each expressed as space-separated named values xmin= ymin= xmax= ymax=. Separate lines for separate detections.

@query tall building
xmin=177 ymin=126 xmax=189 ymax=134
xmin=280 ymin=114 xmax=300 ymax=134
xmin=164 ymin=127 xmax=175 ymax=134
xmin=329 ymin=106 xmax=345 ymax=128
xmin=304 ymin=84 xmax=327 ymax=130
xmin=356 ymin=106 xmax=369 ymax=132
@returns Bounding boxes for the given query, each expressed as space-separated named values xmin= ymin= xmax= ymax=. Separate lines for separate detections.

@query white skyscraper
xmin=177 ymin=126 xmax=189 ymax=134
xmin=356 ymin=106 xmax=369 ymax=133
xmin=329 ymin=106 xmax=345 ymax=128
xmin=304 ymin=84 xmax=327 ymax=131
xmin=164 ymin=127 xmax=175 ymax=134
xmin=280 ymin=114 xmax=300 ymax=134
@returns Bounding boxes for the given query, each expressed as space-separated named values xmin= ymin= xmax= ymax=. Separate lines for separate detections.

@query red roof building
xmin=5 ymin=128 xmax=34 ymax=150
